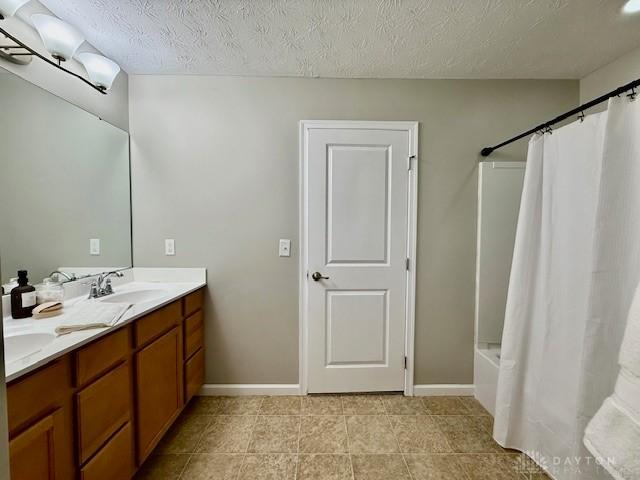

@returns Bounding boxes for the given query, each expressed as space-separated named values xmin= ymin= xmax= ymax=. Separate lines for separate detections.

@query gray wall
xmin=129 ymin=76 xmax=578 ymax=385
xmin=0 ymin=4 xmax=129 ymax=131
xmin=581 ymin=45 xmax=640 ymax=103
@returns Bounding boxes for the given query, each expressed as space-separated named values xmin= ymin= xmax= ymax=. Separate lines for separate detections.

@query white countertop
xmin=3 ymin=268 xmax=206 ymax=383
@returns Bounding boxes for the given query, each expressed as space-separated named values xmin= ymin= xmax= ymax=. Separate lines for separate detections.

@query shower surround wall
xmin=128 ymin=76 xmax=578 ymax=387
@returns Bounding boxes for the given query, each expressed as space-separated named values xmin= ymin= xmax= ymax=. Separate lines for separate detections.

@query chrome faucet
xmin=49 ymin=270 xmax=77 ymax=283
xmin=87 ymin=271 xmax=124 ymax=299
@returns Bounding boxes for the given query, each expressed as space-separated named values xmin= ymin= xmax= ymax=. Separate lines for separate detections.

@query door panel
xmin=327 ymin=145 xmax=390 ymax=264
xmin=326 ymin=290 xmax=388 ymax=366
xmin=306 ymin=125 xmax=415 ymax=393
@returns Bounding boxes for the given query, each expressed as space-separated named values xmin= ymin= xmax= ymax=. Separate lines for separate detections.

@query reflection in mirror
xmin=0 ymin=67 xmax=131 ymax=290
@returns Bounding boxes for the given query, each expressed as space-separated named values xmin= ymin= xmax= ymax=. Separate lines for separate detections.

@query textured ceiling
xmin=39 ymin=0 xmax=640 ymax=78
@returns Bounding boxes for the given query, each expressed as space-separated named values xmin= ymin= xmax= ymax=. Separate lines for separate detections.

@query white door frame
xmin=299 ymin=120 xmax=419 ymax=396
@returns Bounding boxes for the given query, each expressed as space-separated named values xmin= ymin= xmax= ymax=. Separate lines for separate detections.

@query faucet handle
xmin=104 ymin=278 xmax=114 ymax=295
xmin=88 ymin=280 xmax=100 ymax=299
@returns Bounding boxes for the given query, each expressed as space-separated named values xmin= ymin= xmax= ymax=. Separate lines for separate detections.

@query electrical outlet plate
xmin=165 ymin=239 xmax=175 ymax=255
xmin=89 ymin=238 xmax=100 ymax=255
xmin=279 ymin=239 xmax=291 ymax=257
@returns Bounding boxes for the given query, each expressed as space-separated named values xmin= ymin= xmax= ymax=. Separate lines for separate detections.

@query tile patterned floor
xmin=135 ymin=395 xmax=549 ymax=480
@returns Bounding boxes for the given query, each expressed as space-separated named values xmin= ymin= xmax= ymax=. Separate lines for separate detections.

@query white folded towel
xmin=55 ymin=303 xmax=131 ymax=335
xmin=583 ymin=283 xmax=640 ymax=480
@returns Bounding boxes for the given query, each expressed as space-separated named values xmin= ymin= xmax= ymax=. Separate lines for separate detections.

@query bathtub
xmin=474 ymin=345 xmax=501 ymax=416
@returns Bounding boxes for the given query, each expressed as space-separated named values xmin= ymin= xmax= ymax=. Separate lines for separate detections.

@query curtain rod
xmin=480 ymin=77 xmax=640 ymax=157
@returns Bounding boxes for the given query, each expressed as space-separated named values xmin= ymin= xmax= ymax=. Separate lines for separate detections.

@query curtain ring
xmin=627 ymin=88 xmax=637 ymax=101
xmin=578 ymin=111 xmax=585 ymax=123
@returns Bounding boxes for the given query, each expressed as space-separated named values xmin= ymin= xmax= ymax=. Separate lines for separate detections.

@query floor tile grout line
xmin=429 ymin=414 xmax=461 ymax=454
xmin=173 ymin=453 xmax=192 ymax=480
xmin=188 ymin=411 xmax=217 ymax=456
xmin=455 ymin=396 xmax=474 ymax=415
xmin=233 ymin=396 xmax=264 ymax=480
xmin=294 ymin=399 xmax=303 ymax=480
xmin=404 ymin=399 xmax=485 ymax=480
xmin=155 ymin=398 xmax=219 ymax=480
xmin=383 ymin=409 xmax=414 ymax=479
xmin=341 ymin=396 xmax=358 ymax=480
xmin=343 ymin=412 xmax=356 ymax=480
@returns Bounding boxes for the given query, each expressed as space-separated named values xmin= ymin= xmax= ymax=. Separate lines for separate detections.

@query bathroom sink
xmin=101 ymin=289 xmax=168 ymax=305
xmin=4 ymin=333 xmax=55 ymax=364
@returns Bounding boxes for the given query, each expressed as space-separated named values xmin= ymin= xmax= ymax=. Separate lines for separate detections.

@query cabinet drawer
xmin=76 ymin=327 xmax=130 ymax=387
xmin=80 ymin=422 xmax=134 ymax=480
xmin=184 ymin=310 xmax=204 ymax=360
xmin=185 ymin=348 xmax=205 ymax=403
xmin=135 ymin=301 xmax=181 ymax=347
xmin=77 ymin=361 xmax=131 ymax=464
xmin=183 ymin=289 xmax=204 ymax=317
xmin=7 ymin=357 xmax=71 ymax=433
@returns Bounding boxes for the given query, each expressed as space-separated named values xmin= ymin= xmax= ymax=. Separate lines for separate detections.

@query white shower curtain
xmin=494 ymin=95 xmax=640 ymax=480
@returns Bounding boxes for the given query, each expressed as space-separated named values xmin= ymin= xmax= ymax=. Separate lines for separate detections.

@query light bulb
xmin=0 ymin=0 xmax=29 ymax=19
xmin=623 ymin=0 xmax=640 ymax=13
xmin=31 ymin=14 xmax=84 ymax=62
xmin=77 ymin=52 xmax=121 ymax=90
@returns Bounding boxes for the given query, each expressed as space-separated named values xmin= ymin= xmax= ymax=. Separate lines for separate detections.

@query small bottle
xmin=11 ymin=270 xmax=36 ymax=319
xmin=2 ymin=277 xmax=18 ymax=295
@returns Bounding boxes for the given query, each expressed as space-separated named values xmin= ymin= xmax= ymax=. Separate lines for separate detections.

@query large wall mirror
xmin=0 ymin=67 xmax=131 ymax=290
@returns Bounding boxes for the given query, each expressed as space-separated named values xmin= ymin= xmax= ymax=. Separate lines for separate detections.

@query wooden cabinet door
xmin=135 ymin=326 xmax=183 ymax=463
xmin=9 ymin=409 xmax=64 ymax=480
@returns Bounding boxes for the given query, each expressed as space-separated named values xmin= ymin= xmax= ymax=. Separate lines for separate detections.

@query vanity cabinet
xmin=6 ymin=287 xmax=206 ymax=480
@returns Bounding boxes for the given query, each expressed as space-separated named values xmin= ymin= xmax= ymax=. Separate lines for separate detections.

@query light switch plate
xmin=279 ymin=239 xmax=291 ymax=257
xmin=89 ymin=238 xmax=100 ymax=256
xmin=165 ymin=239 xmax=176 ymax=256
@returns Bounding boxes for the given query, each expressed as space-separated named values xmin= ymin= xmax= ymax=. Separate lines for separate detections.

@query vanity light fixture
xmin=76 ymin=52 xmax=120 ymax=91
xmin=31 ymin=14 xmax=84 ymax=63
xmin=624 ymin=0 xmax=640 ymax=13
xmin=0 ymin=0 xmax=28 ymax=19
xmin=0 ymin=12 xmax=113 ymax=94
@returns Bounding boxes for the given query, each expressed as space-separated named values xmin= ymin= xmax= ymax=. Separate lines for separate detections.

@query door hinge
xmin=407 ymin=155 xmax=416 ymax=170
xmin=404 ymin=356 xmax=408 ymax=369
xmin=406 ymin=258 xmax=410 ymax=271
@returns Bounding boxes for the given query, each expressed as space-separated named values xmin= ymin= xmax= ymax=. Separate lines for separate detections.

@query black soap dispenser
xmin=11 ymin=270 xmax=36 ymax=319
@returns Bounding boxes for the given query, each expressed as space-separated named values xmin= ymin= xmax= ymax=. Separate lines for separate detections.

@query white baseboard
xmin=413 ymin=384 xmax=475 ymax=396
xmin=199 ymin=384 xmax=302 ymax=396
xmin=199 ymin=383 xmax=473 ymax=397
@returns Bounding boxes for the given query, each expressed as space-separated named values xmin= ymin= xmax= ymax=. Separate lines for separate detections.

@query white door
xmin=302 ymin=121 xmax=418 ymax=393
